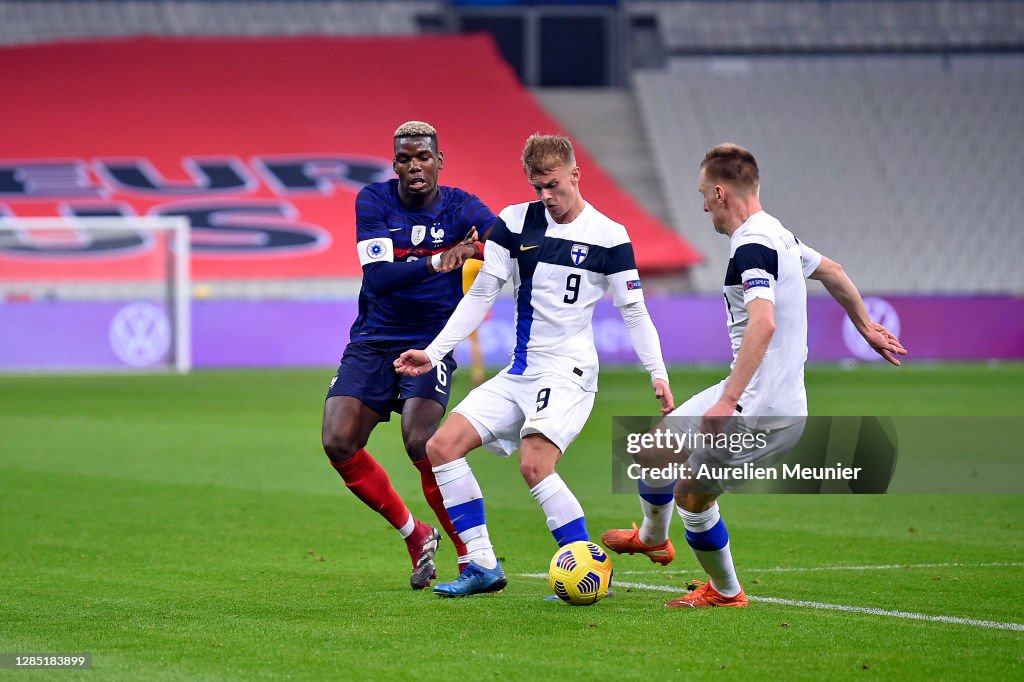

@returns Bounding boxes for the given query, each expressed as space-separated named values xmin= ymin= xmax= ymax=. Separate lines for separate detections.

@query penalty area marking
xmin=518 ymin=573 xmax=1024 ymax=632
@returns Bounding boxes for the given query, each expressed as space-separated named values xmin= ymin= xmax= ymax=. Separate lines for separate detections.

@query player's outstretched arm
xmin=809 ymin=256 xmax=908 ymax=366
xmin=394 ymin=269 xmax=506 ymax=376
xmin=394 ymin=349 xmax=433 ymax=377
xmin=361 ymin=234 xmax=476 ymax=290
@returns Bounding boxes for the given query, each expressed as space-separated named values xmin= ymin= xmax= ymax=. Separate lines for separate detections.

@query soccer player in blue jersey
xmin=602 ymin=144 xmax=906 ymax=607
xmin=395 ymin=134 xmax=675 ymax=597
xmin=322 ymin=121 xmax=495 ymax=590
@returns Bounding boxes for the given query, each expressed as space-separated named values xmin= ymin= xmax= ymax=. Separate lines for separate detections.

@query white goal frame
xmin=0 ymin=216 xmax=191 ymax=373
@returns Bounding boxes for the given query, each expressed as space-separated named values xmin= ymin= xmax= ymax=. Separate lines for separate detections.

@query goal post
xmin=0 ymin=216 xmax=191 ymax=373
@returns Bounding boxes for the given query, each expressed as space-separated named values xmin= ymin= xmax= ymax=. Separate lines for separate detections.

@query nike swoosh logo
xmin=520 ymin=244 xmax=540 ymax=251
xmin=389 ymin=228 xmax=403 ymax=232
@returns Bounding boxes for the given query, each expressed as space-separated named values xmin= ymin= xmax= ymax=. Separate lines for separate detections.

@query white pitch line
xmin=518 ymin=573 xmax=1024 ymax=632
xmin=614 ymin=561 xmax=1024 ymax=575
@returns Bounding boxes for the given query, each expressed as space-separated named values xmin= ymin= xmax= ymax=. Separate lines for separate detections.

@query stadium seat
xmin=635 ymin=54 xmax=1024 ymax=294
xmin=0 ymin=0 xmax=444 ymax=44
xmin=627 ymin=0 xmax=1024 ymax=53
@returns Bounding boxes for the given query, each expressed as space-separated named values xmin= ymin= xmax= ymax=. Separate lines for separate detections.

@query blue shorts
xmin=326 ymin=340 xmax=458 ymax=421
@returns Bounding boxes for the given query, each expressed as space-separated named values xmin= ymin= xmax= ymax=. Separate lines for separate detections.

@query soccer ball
xmin=548 ymin=541 xmax=613 ymax=605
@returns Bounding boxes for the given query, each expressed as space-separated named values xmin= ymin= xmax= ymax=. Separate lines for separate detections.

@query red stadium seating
xmin=0 ymin=35 xmax=700 ymax=283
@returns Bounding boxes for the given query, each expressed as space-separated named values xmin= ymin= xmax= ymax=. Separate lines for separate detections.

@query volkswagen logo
xmin=109 ymin=302 xmax=171 ymax=367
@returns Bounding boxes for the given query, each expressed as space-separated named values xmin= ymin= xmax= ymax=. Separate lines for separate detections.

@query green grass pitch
xmin=1 ymin=363 xmax=1022 ymax=680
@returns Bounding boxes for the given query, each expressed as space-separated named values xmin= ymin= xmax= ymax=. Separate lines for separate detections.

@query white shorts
xmin=453 ymin=372 xmax=596 ymax=457
xmin=665 ymin=380 xmax=805 ymax=489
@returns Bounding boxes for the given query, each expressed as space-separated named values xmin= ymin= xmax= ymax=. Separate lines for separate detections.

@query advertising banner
xmin=2 ymin=295 xmax=1020 ymax=371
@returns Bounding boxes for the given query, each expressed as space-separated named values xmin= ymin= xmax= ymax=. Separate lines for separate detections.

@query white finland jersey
xmin=724 ymin=210 xmax=822 ymax=427
xmin=483 ymin=200 xmax=644 ymax=392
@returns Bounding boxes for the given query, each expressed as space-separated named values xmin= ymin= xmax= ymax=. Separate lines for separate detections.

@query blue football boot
xmin=433 ymin=560 xmax=507 ymax=597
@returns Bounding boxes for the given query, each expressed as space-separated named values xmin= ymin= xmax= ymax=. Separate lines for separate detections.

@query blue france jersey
xmin=351 ymin=179 xmax=497 ymax=344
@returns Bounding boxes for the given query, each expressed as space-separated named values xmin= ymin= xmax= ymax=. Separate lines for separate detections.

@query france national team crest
xmin=411 ymin=224 xmax=426 ymax=246
xmin=570 ymin=243 xmax=589 ymax=265
xmin=430 ymin=225 xmax=445 ymax=244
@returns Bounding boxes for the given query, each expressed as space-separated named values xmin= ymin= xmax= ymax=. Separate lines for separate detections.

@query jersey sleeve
xmin=603 ymin=239 xmax=645 ymax=307
xmin=797 ymin=237 xmax=823 ymax=278
xmin=355 ymin=185 xmax=394 ymax=265
xmin=354 ymin=184 xmax=434 ymax=293
xmin=620 ymin=301 xmax=668 ymax=383
xmin=481 ymin=213 xmax=515 ymax=283
xmin=459 ymin=193 xmax=499 ymax=241
xmin=733 ymin=242 xmax=779 ymax=306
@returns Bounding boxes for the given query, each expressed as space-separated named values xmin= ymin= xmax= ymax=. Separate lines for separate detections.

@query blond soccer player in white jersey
xmin=394 ymin=134 xmax=675 ymax=597
xmin=602 ymin=143 xmax=907 ymax=608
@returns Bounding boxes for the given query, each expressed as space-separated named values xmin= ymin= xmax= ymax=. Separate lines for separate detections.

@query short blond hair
xmin=521 ymin=133 xmax=576 ymax=176
xmin=700 ymin=143 xmax=759 ymax=194
xmin=394 ymin=120 xmax=437 ymax=139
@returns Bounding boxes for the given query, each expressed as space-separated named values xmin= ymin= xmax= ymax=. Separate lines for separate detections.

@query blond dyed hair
xmin=521 ymin=134 xmax=576 ymax=176
xmin=394 ymin=120 xmax=437 ymax=139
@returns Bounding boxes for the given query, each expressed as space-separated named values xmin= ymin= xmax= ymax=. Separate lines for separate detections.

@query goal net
xmin=0 ymin=216 xmax=191 ymax=373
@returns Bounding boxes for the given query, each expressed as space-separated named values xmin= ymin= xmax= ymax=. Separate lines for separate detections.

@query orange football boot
xmin=665 ymin=580 xmax=749 ymax=608
xmin=600 ymin=523 xmax=675 ymax=566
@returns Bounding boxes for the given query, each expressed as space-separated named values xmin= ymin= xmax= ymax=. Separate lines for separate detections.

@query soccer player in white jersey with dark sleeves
xmin=394 ymin=134 xmax=675 ymax=597
xmin=602 ymin=143 xmax=907 ymax=608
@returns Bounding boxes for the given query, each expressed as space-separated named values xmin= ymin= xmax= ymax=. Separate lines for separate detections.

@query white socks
xmin=638 ymin=497 xmax=674 ymax=546
xmin=530 ymin=473 xmax=588 ymax=546
xmin=677 ymin=502 xmax=741 ymax=597
xmin=432 ymin=459 xmax=497 ymax=569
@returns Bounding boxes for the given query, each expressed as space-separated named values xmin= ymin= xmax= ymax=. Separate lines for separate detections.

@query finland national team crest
xmin=570 ymin=243 xmax=589 ymax=265
xmin=410 ymin=224 xmax=426 ymax=246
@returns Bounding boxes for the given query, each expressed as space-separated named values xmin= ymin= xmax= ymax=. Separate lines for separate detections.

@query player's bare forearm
xmin=720 ymin=304 xmax=775 ymax=406
xmin=811 ymin=257 xmax=871 ymax=333
xmin=811 ymin=257 xmax=908 ymax=365
xmin=702 ymin=319 xmax=771 ymax=436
